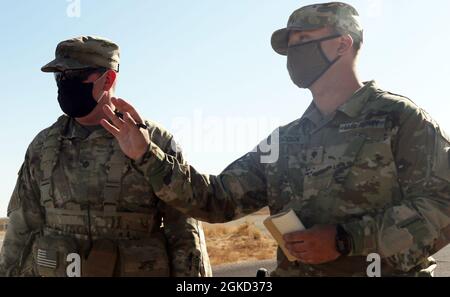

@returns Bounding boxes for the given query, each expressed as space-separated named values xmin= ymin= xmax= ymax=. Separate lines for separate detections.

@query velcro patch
xmin=37 ymin=249 xmax=58 ymax=269
xmin=339 ymin=118 xmax=386 ymax=133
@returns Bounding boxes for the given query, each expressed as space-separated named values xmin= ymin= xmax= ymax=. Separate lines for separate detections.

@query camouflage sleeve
xmin=157 ymin=144 xmax=212 ymax=277
xmin=160 ymin=202 xmax=212 ymax=277
xmin=0 ymin=149 xmax=44 ymax=277
xmin=132 ymin=138 xmax=268 ymax=224
xmin=342 ymin=105 xmax=450 ymax=272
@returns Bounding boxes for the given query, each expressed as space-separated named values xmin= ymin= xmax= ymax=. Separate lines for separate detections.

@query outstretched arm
xmin=101 ymin=97 xmax=269 ymax=223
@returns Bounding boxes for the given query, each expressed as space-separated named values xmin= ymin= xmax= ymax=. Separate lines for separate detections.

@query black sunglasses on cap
xmin=54 ymin=67 xmax=108 ymax=82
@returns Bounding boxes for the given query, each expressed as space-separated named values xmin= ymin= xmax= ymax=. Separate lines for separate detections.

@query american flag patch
xmin=37 ymin=249 xmax=58 ymax=269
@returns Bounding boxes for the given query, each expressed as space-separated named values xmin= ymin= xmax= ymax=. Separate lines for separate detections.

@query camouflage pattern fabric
xmin=132 ymin=81 xmax=450 ymax=277
xmin=272 ymin=2 xmax=363 ymax=55
xmin=0 ymin=116 xmax=211 ymax=277
xmin=41 ymin=36 xmax=120 ymax=73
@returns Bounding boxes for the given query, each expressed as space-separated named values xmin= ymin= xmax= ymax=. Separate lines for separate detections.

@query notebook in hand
xmin=263 ymin=209 xmax=306 ymax=262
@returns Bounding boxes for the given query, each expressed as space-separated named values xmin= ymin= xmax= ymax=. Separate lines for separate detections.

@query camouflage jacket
xmin=133 ymin=81 xmax=450 ymax=277
xmin=0 ymin=116 xmax=211 ymax=277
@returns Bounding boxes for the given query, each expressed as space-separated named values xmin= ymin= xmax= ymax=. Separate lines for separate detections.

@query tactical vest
xmin=34 ymin=116 xmax=166 ymax=277
xmin=39 ymin=115 xmax=158 ymax=240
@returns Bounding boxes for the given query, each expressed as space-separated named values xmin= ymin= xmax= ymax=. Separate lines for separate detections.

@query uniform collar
xmin=62 ymin=117 xmax=113 ymax=140
xmin=300 ymin=80 xmax=378 ymax=126
xmin=301 ymin=101 xmax=324 ymax=127
xmin=337 ymin=80 xmax=377 ymax=118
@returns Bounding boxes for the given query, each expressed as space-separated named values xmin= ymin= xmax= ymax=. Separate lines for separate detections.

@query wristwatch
xmin=335 ymin=225 xmax=352 ymax=256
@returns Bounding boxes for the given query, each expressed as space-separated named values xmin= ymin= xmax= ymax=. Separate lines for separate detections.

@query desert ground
xmin=202 ymin=208 xmax=276 ymax=266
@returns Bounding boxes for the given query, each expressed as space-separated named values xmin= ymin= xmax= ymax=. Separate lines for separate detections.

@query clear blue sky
xmin=1 ymin=0 xmax=449 ymax=216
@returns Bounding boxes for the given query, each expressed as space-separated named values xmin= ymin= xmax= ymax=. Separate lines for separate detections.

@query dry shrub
xmin=204 ymin=221 xmax=277 ymax=266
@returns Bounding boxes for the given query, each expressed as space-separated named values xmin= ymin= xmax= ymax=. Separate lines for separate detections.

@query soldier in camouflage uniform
xmin=0 ymin=36 xmax=211 ymax=277
xmin=100 ymin=3 xmax=450 ymax=277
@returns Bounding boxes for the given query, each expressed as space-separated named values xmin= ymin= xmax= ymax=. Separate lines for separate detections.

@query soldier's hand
xmin=101 ymin=97 xmax=151 ymax=161
xmin=284 ymin=225 xmax=341 ymax=265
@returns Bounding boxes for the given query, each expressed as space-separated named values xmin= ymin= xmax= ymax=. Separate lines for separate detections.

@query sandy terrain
xmin=202 ymin=208 xmax=278 ymax=265
xmin=204 ymin=221 xmax=277 ymax=266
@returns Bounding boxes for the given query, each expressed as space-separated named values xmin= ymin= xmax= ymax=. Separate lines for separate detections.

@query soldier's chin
xmin=76 ymin=95 xmax=110 ymax=122
xmin=74 ymin=106 xmax=102 ymax=124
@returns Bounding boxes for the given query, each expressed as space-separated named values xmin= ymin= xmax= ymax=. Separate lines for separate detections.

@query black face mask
xmin=56 ymin=73 xmax=106 ymax=118
xmin=287 ymin=34 xmax=341 ymax=89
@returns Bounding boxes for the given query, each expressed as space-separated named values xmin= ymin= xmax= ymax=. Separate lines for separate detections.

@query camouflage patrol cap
xmin=271 ymin=2 xmax=363 ymax=56
xmin=41 ymin=36 xmax=120 ymax=73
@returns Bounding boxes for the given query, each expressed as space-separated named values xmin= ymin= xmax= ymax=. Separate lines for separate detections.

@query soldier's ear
xmin=103 ymin=70 xmax=117 ymax=91
xmin=337 ymin=34 xmax=354 ymax=56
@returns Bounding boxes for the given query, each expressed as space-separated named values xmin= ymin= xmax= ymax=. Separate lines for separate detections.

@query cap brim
xmin=41 ymin=58 xmax=92 ymax=73
xmin=271 ymin=28 xmax=289 ymax=56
